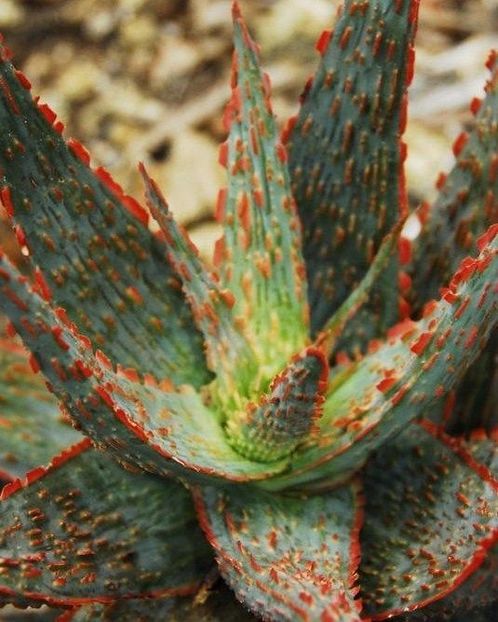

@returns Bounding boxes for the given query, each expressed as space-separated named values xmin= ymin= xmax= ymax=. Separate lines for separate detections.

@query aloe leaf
xmin=466 ymin=428 xmax=498 ymax=478
xmin=0 ymin=41 xmax=210 ymax=387
xmin=424 ymin=292 xmax=496 ymax=439
xmin=437 ymin=332 xmax=497 ymax=435
xmin=100 ymin=371 xmax=287 ymax=483
xmin=359 ymin=421 xmax=498 ymax=620
xmin=406 ymin=57 xmax=497 ymax=437
xmin=317 ymin=221 xmax=404 ymax=356
xmin=393 ymin=531 xmax=498 ymax=621
xmin=0 ymin=335 xmax=81 ymax=481
xmin=287 ymin=0 xmax=419 ymax=343
xmin=139 ymin=165 xmax=255 ymax=393
xmin=0 ymin=253 xmax=287 ymax=484
xmin=225 ymin=347 xmax=329 ymax=462
xmin=194 ymin=480 xmax=365 ymax=622
xmin=409 ymin=53 xmax=498 ymax=314
xmin=215 ymin=2 xmax=308 ymax=369
xmin=393 ymin=547 xmax=497 ymax=622
xmin=58 ymin=584 xmax=255 ymax=622
xmin=0 ymin=441 xmax=213 ymax=608
xmin=261 ymin=227 xmax=497 ymax=490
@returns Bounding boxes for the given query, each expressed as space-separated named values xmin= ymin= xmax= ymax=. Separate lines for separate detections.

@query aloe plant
xmin=0 ymin=1 xmax=496 ymax=620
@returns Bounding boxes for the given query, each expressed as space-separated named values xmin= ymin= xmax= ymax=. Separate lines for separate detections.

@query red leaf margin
xmin=0 ymin=439 xmax=205 ymax=608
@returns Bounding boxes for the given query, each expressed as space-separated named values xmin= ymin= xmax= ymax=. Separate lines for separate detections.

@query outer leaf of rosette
xmin=408 ymin=52 xmax=498 ymax=315
xmin=0 ymin=40 xmax=210 ymax=388
xmin=465 ymin=428 xmax=498 ymax=479
xmin=139 ymin=165 xmax=256 ymax=397
xmin=359 ymin=421 xmax=498 ymax=620
xmin=0 ymin=253 xmax=288 ymax=485
xmin=58 ymin=584 xmax=256 ymax=622
xmin=214 ymin=1 xmax=308 ymax=374
xmin=194 ymin=480 xmax=365 ymax=622
xmin=434 ymin=331 xmax=497 ymax=435
xmin=0 ymin=333 xmax=82 ymax=481
xmin=259 ymin=227 xmax=498 ymax=491
xmin=405 ymin=57 xmax=498 ymax=436
xmin=287 ymin=0 xmax=419 ymax=347
xmin=0 ymin=441 xmax=213 ymax=608
xmin=391 ymin=542 xmax=498 ymax=622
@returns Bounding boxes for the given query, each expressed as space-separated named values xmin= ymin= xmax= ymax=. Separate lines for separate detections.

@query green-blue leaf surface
xmin=195 ymin=480 xmax=364 ymax=621
xmin=0 ymin=442 xmax=213 ymax=608
xmin=287 ymin=0 xmax=419 ymax=346
xmin=0 ymin=40 xmax=210 ymax=387
xmin=0 ymin=336 xmax=81 ymax=480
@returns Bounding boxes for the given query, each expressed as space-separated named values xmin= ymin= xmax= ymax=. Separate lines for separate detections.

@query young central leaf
xmin=0 ymin=253 xmax=289 ymax=484
xmin=262 ymin=229 xmax=498 ymax=489
xmin=225 ymin=347 xmax=329 ymax=462
xmin=215 ymin=4 xmax=309 ymax=385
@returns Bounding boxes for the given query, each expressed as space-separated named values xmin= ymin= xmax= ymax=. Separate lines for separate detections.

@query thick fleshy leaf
xmin=409 ymin=52 xmax=498 ymax=314
xmin=0 ymin=441 xmax=213 ymax=608
xmin=466 ymin=428 xmax=498 ymax=478
xmin=261 ymin=228 xmax=498 ymax=490
xmin=139 ymin=165 xmax=255 ymax=394
xmin=406 ymin=55 xmax=497 ymax=438
xmin=0 ymin=252 xmax=287 ymax=484
xmin=0 ymin=336 xmax=81 ymax=481
xmin=99 ymin=369 xmax=287 ymax=483
xmin=359 ymin=421 xmax=498 ymax=620
xmin=225 ymin=347 xmax=328 ymax=462
xmin=317 ymin=221 xmax=404 ymax=355
xmin=393 ymin=548 xmax=497 ymax=622
xmin=194 ymin=480 xmax=365 ymax=622
xmin=141 ymin=167 xmax=326 ymax=457
xmin=440 ymin=332 xmax=497 ymax=434
xmin=0 ymin=39 xmax=209 ymax=387
xmin=287 ymin=0 xmax=419 ymax=342
xmin=58 ymin=584 xmax=255 ymax=622
xmin=215 ymin=2 xmax=308 ymax=372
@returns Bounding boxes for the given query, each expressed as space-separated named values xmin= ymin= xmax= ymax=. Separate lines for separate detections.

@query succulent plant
xmin=0 ymin=0 xmax=496 ymax=620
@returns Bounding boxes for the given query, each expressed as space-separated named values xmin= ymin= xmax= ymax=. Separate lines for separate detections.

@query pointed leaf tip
xmin=232 ymin=0 xmax=242 ymax=20
xmin=0 ymin=41 xmax=210 ymax=386
xmin=288 ymin=0 xmax=420 ymax=348
xmin=140 ymin=163 xmax=254 ymax=395
xmin=216 ymin=6 xmax=309 ymax=379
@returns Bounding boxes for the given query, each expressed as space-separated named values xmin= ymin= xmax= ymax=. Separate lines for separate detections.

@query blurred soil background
xmin=0 ymin=0 xmax=497 ymax=266
xmin=0 ymin=1 xmax=496 ymax=620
